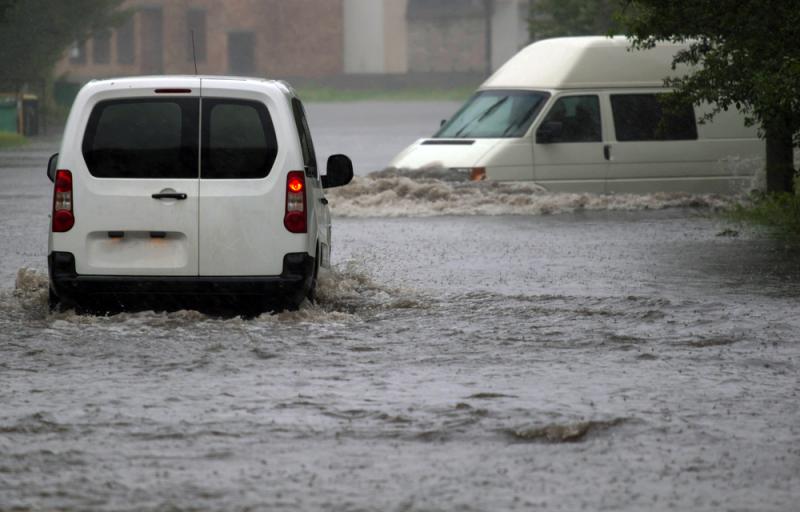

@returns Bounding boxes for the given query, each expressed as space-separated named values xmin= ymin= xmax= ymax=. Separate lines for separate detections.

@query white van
xmin=46 ymin=76 xmax=352 ymax=313
xmin=390 ymin=36 xmax=764 ymax=194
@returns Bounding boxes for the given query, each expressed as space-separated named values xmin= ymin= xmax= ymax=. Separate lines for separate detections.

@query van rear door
xmin=197 ymin=79 xmax=285 ymax=276
xmin=75 ymin=83 xmax=200 ymax=276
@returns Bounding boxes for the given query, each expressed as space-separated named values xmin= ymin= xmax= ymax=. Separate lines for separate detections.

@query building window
xmin=187 ymin=9 xmax=207 ymax=62
xmin=93 ymin=30 xmax=111 ymax=64
xmin=228 ymin=32 xmax=255 ymax=75
xmin=69 ymin=41 xmax=87 ymax=65
xmin=117 ymin=16 xmax=135 ymax=65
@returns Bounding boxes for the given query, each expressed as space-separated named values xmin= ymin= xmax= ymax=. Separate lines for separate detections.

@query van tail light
xmin=52 ymin=170 xmax=75 ymax=232
xmin=284 ymin=171 xmax=307 ymax=233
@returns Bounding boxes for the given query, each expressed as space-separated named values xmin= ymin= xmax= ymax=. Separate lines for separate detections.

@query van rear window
xmin=82 ymin=98 xmax=199 ymax=178
xmin=201 ymin=99 xmax=278 ymax=179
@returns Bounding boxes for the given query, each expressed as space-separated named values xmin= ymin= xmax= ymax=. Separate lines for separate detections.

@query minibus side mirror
xmin=46 ymin=153 xmax=58 ymax=182
xmin=322 ymin=154 xmax=354 ymax=189
xmin=536 ymin=121 xmax=563 ymax=144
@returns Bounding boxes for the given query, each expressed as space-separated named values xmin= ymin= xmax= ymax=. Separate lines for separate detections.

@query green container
xmin=0 ymin=97 xmax=16 ymax=133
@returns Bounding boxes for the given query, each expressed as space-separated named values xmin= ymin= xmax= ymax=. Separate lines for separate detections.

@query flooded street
xmin=1 ymin=102 xmax=799 ymax=511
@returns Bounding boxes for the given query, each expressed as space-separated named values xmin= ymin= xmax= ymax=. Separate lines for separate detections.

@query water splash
xmin=4 ymin=263 xmax=420 ymax=324
xmin=327 ymin=170 xmax=741 ymax=218
xmin=505 ymin=418 xmax=628 ymax=443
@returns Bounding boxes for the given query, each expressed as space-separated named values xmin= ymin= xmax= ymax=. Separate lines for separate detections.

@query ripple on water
xmin=504 ymin=418 xmax=629 ymax=443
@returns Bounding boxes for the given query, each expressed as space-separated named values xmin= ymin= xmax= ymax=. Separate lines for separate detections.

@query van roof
xmin=482 ymin=36 xmax=689 ymax=90
xmin=83 ymin=75 xmax=295 ymax=96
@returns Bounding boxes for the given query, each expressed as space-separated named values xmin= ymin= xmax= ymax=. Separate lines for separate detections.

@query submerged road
xmin=0 ymin=102 xmax=798 ymax=511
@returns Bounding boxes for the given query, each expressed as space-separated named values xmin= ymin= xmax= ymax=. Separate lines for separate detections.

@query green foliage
xmin=0 ymin=0 xmax=126 ymax=92
xmin=0 ymin=131 xmax=27 ymax=148
xmin=529 ymin=0 xmax=622 ymax=40
xmin=728 ymin=193 xmax=800 ymax=242
xmin=622 ymin=0 xmax=800 ymax=193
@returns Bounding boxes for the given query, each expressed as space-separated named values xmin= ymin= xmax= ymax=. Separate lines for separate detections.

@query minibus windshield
xmin=435 ymin=90 xmax=549 ymax=139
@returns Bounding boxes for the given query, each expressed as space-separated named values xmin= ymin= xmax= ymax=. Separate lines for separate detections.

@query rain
xmin=1 ymin=1 xmax=799 ymax=511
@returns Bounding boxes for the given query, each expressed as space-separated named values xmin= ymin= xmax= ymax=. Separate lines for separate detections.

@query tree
xmin=622 ymin=0 xmax=800 ymax=193
xmin=529 ymin=0 xmax=621 ymax=40
xmin=0 ymin=0 xmax=125 ymax=93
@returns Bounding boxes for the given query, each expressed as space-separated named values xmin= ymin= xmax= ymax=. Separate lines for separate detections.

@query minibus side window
xmin=537 ymin=95 xmax=601 ymax=143
xmin=201 ymin=99 xmax=278 ymax=179
xmin=610 ymin=94 xmax=697 ymax=141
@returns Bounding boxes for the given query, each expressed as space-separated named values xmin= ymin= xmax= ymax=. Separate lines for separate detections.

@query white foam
xmin=3 ymin=264 xmax=420 ymax=325
xmin=327 ymin=173 xmax=740 ymax=218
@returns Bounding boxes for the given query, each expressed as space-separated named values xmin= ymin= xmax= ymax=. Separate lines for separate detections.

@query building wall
xmin=344 ymin=0 xmax=386 ymax=73
xmin=405 ymin=0 xmax=528 ymax=74
xmin=490 ymin=0 xmax=530 ymax=70
xmin=382 ymin=0 xmax=408 ymax=74
xmin=55 ymin=0 xmax=344 ymax=82
xmin=407 ymin=16 xmax=486 ymax=73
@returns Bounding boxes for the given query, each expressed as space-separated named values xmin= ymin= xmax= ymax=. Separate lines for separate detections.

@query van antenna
xmin=191 ymin=29 xmax=198 ymax=75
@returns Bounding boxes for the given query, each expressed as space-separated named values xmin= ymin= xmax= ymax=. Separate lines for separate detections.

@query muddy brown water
xmin=1 ymin=104 xmax=799 ymax=511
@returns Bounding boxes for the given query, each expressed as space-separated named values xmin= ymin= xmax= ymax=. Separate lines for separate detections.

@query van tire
xmin=48 ymin=288 xmax=60 ymax=312
xmin=306 ymin=244 xmax=320 ymax=304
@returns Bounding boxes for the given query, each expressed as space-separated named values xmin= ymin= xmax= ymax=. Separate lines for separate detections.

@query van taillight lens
xmin=52 ymin=170 xmax=74 ymax=232
xmin=284 ymin=171 xmax=307 ymax=233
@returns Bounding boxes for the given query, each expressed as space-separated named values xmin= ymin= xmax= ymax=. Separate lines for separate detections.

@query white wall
xmin=344 ymin=0 xmax=386 ymax=73
xmin=491 ymin=0 xmax=529 ymax=71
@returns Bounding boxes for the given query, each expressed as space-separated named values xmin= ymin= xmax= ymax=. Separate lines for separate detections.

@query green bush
xmin=0 ymin=132 xmax=27 ymax=148
xmin=728 ymin=192 xmax=800 ymax=241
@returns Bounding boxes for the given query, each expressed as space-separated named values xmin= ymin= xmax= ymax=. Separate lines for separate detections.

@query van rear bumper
xmin=48 ymin=251 xmax=315 ymax=311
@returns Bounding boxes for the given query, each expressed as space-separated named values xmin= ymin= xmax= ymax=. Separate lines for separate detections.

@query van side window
xmin=82 ymin=98 xmax=199 ymax=179
xmin=610 ymin=94 xmax=698 ymax=141
xmin=201 ymin=99 xmax=278 ymax=179
xmin=291 ymin=98 xmax=318 ymax=177
xmin=537 ymin=95 xmax=602 ymax=143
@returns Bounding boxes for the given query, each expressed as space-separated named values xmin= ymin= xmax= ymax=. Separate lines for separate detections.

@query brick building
xmin=56 ymin=0 xmax=344 ymax=82
xmin=55 ymin=0 xmax=529 ymax=84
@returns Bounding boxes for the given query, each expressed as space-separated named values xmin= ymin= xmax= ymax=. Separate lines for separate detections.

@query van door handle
xmin=152 ymin=192 xmax=187 ymax=200
xmin=320 ymin=197 xmax=329 ymax=205
xmin=603 ymin=144 xmax=611 ymax=161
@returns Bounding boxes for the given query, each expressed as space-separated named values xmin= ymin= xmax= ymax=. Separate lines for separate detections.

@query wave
xmin=5 ymin=263 xmax=421 ymax=324
xmin=327 ymin=169 xmax=741 ymax=218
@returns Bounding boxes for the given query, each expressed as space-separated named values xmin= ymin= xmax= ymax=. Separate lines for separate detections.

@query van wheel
xmin=48 ymin=288 xmax=60 ymax=312
xmin=307 ymin=245 xmax=320 ymax=303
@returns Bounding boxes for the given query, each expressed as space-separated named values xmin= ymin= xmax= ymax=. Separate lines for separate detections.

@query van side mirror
xmin=321 ymin=154 xmax=353 ymax=189
xmin=46 ymin=153 xmax=58 ymax=182
xmin=536 ymin=121 xmax=563 ymax=144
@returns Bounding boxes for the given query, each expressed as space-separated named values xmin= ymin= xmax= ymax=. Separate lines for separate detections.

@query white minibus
xmin=390 ymin=36 xmax=763 ymax=193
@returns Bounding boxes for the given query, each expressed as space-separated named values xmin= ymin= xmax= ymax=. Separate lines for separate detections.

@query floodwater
xmin=1 ymin=102 xmax=799 ymax=511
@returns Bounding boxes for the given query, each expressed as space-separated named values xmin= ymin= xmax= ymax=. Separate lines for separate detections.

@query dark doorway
xmin=140 ymin=8 xmax=164 ymax=74
xmin=228 ymin=32 xmax=255 ymax=75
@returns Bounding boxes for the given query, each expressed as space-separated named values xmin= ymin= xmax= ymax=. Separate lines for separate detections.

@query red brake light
xmin=284 ymin=171 xmax=307 ymax=233
xmin=52 ymin=170 xmax=74 ymax=232
xmin=288 ymin=177 xmax=304 ymax=193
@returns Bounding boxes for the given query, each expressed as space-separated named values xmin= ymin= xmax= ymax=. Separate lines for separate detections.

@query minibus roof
xmin=482 ymin=36 xmax=690 ymax=90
